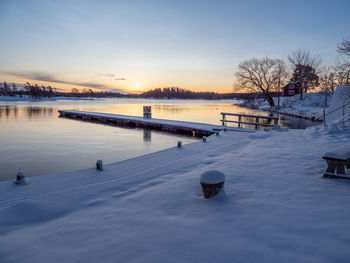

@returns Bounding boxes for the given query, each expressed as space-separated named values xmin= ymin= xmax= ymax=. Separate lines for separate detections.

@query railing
xmin=322 ymin=101 xmax=350 ymax=126
xmin=221 ymin=112 xmax=279 ymax=130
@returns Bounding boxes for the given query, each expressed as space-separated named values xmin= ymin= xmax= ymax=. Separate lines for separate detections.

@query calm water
xmin=0 ymin=98 xmax=317 ymax=181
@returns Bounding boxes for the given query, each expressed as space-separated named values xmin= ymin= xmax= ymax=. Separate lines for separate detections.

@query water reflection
xmin=143 ymin=129 xmax=152 ymax=142
xmin=0 ymin=106 xmax=54 ymax=120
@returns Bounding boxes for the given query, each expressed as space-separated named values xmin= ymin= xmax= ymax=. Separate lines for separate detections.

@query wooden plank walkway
xmin=59 ymin=110 xmax=243 ymax=137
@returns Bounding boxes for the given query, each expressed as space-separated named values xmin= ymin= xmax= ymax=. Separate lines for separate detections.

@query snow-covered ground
xmin=276 ymin=92 xmax=332 ymax=120
xmin=237 ymin=92 xmax=334 ymax=120
xmin=1 ymin=111 xmax=350 ymax=262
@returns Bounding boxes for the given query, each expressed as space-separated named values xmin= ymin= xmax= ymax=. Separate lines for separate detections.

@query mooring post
xmin=200 ymin=170 xmax=225 ymax=199
xmin=202 ymin=136 xmax=207 ymax=142
xmin=177 ymin=141 xmax=182 ymax=148
xmin=96 ymin=160 xmax=103 ymax=171
xmin=15 ymin=172 xmax=26 ymax=185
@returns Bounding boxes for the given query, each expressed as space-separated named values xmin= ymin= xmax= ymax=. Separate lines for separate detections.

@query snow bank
xmin=1 ymin=122 xmax=350 ymax=262
xmin=277 ymin=92 xmax=330 ymax=120
xmin=0 ymin=95 xmax=31 ymax=101
xmin=325 ymin=85 xmax=350 ymax=124
xmin=238 ymin=92 xmax=332 ymax=120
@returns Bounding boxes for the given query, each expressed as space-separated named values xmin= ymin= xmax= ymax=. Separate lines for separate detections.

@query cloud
xmin=99 ymin=73 xmax=116 ymax=77
xmin=115 ymin=78 xmax=126 ymax=81
xmin=3 ymin=71 xmax=113 ymax=90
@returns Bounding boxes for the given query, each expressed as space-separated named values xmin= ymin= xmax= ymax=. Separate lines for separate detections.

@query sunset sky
xmin=0 ymin=0 xmax=349 ymax=93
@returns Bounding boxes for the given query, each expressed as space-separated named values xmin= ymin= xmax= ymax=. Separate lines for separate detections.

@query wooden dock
xmin=58 ymin=110 xmax=225 ymax=137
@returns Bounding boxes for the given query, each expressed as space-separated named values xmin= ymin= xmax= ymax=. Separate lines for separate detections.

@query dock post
xmin=221 ymin=113 xmax=226 ymax=126
xmin=202 ymin=136 xmax=207 ymax=142
xmin=178 ymin=141 xmax=182 ymax=148
xmin=15 ymin=172 xmax=26 ymax=185
xmin=96 ymin=160 xmax=103 ymax=171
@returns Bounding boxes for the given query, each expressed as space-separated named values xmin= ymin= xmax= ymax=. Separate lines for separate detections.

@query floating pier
xmin=58 ymin=110 xmax=224 ymax=137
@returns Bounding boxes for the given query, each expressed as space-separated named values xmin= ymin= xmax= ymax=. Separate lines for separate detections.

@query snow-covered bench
xmin=323 ymin=146 xmax=350 ymax=178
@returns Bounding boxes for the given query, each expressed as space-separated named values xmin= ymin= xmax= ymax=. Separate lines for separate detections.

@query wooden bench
xmin=323 ymin=146 xmax=350 ymax=179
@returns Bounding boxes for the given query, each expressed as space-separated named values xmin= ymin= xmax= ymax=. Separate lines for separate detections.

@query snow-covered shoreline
xmin=237 ymin=92 xmax=332 ymax=121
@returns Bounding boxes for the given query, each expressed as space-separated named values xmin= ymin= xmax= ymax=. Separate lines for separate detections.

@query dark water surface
xmin=0 ymin=98 xmax=317 ymax=181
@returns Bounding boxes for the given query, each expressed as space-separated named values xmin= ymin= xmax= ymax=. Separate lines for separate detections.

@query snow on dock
xmin=58 ymin=110 xmax=253 ymax=136
xmin=1 ymin=120 xmax=350 ymax=262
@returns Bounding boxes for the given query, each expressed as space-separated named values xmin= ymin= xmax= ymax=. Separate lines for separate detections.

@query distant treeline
xmin=139 ymin=87 xmax=221 ymax=99
xmin=137 ymin=87 xmax=279 ymax=100
xmin=0 ymin=82 xmax=54 ymax=99
xmin=1 ymin=82 xmax=279 ymax=100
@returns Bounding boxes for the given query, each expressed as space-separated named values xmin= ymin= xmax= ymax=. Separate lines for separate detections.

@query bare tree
xmin=273 ymin=60 xmax=289 ymax=108
xmin=235 ymin=57 xmax=287 ymax=107
xmin=288 ymin=49 xmax=321 ymax=99
xmin=334 ymin=64 xmax=350 ymax=86
xmin=319 ymin=67 xmax=336 ymax=108
xmin=337 ymin=39 xmax=350 ymax=60
xmin=336 ymin=39 xmax=350 ymax=84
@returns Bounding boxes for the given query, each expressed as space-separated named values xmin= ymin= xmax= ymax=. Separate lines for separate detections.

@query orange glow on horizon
xmin=0 ymin=73 xmax=239 ymax=94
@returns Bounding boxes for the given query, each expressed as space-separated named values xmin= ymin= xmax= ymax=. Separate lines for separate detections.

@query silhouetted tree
xmin=273 ymin=60 xmax=289 ymax=108
xmin=336 ymin=39 xmax=350 ymax=84
xmin=235 ymin=57 xmax=288 ymax=107
xmin=2 ymin=81 xmax=10 ymax=96
xmin=319 ymin=67 xmax=336 ymax=108
xmin=288 ymin=50 xmax=321 ymax=99
xmin=291 ymin=64 xmax=319 ymax=95
xmin=71 ymin=88 xmax=79 ymax=94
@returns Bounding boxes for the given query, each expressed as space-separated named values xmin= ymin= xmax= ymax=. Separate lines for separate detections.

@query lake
xmin=0 ymin=98 xmax=317 ymax=181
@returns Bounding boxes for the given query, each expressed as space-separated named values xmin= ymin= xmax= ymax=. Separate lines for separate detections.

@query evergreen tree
xmin=292 ymin=64 xmax=319 ymax=96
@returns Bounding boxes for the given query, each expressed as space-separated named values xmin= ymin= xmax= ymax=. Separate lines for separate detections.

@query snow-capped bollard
xmin=96 ymin=160 xmax=103 ymax=171
xmin=200 ymin=170 xmax=225 ymax=199
xmin=15 ymin=172 xmax=26 ymax=185
xmin=177 ymin=141 xmax=182 ymax=148
xmin=202 ymin=136 xmax=207 ymax=142
xmin=216 ymin=131 xmax=220 ymax=136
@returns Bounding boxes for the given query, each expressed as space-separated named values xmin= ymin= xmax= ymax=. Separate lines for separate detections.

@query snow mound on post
xmin=200 ymin=170 xmax=225 ymax=184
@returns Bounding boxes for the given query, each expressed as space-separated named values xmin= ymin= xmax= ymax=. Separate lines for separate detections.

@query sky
xmin=0 ymin=0 xmax=349 ymax=93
